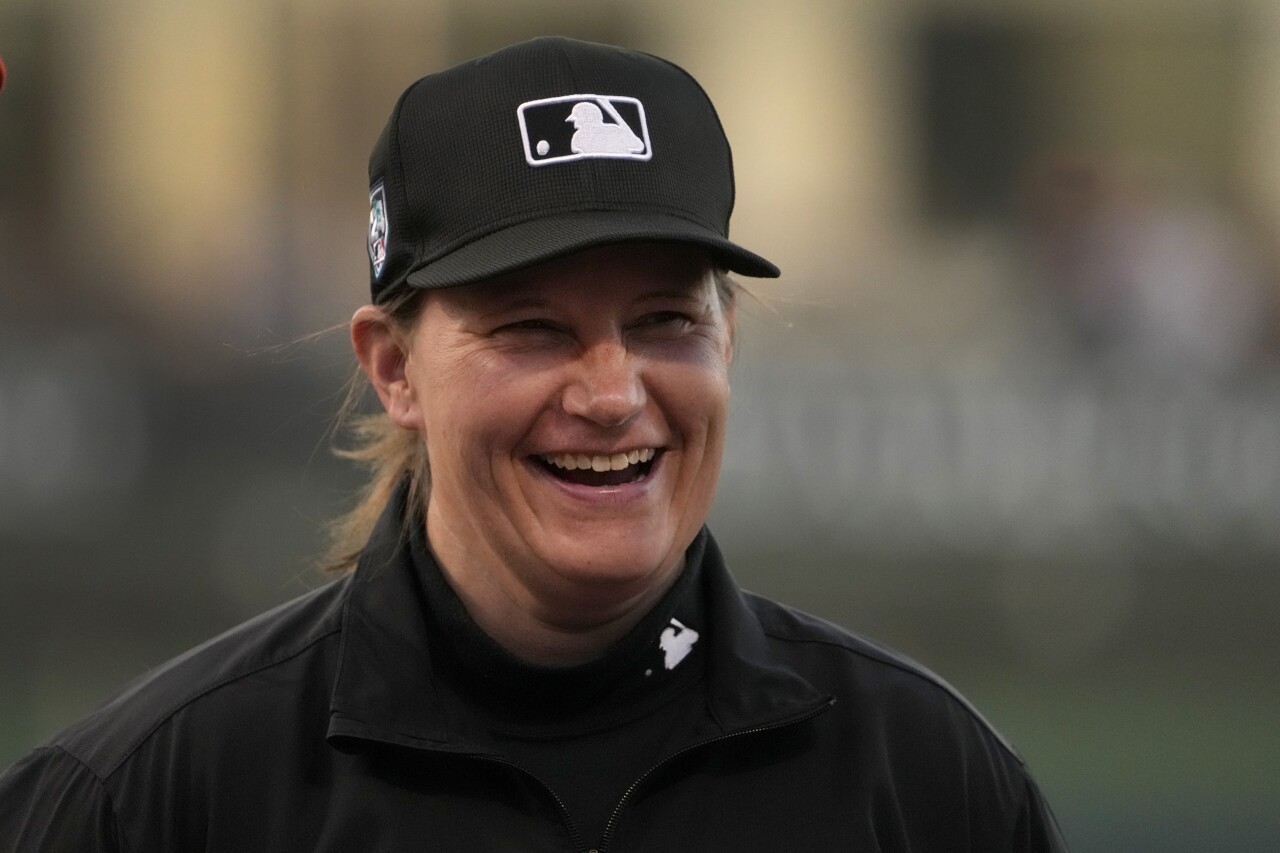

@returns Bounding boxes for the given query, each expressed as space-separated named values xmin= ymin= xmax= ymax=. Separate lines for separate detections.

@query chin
xmin=537 ymin=533 xmax=682 ymax=591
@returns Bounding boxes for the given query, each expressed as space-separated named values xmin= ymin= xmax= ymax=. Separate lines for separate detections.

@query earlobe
xmin=351 ymin=305 xmax=420 ymax=429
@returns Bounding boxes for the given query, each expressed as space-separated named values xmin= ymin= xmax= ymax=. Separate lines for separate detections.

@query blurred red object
xmin=0 ymin=55 xmax=7 ymax=93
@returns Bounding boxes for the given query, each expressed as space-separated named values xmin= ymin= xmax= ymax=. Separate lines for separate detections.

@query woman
xmin=0 ymin=37 xmax=1067 ymax=851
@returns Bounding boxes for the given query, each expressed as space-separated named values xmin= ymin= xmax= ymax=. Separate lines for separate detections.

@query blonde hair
xmin=321 ymin=266 xmax=740 ymax=575
xmin=321 ymin=287 xmax=428 ymax=574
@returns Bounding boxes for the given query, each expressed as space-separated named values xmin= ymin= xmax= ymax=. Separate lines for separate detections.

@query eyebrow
xmin=469 ymin=284 xmax=705 ymax=319
xmin=633 ymin=286 xmax=705 ymax=304
xmin=474 ymin=294 xmax=553 ymax=317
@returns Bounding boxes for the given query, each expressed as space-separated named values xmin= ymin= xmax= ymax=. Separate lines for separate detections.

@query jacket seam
xmin=760 ymin=628 xmax=1026 ymax=766
xmin=90 ymin=624 xmax=344 ymax=780
xmin=45 ymin=745 xmax=137 ymax=852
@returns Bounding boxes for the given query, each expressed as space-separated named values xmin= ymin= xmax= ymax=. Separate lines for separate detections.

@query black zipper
xmin=464 ymin=697 xmax=835 ymax=853
xmin=468 ymin=753 xmax=589 ymax=853
xmin=593 ymin=697 xmax=836 ymax=853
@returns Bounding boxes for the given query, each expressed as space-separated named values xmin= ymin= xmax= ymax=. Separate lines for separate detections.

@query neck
xmin=447 ymin=573 xmax=679 ymax=666
xmin=424 ymin=516 xmax=684 ymax=667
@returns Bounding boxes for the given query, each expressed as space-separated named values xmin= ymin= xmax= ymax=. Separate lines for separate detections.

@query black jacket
xmin=1 ymin=493 xmax=1067 ymax=851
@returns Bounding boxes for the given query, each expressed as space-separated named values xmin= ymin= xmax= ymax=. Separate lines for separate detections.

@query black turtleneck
xmin=410 ymin=524 xmax=712 ymax=848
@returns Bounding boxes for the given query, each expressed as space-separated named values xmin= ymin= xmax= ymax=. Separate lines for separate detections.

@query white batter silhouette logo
xmin=566 ymin=101 xmax=646 ymax=155
xmin=517 ymin=94 xmax=653 ymax=166
xmin=659 ymin=618 xmax=699 ymax=670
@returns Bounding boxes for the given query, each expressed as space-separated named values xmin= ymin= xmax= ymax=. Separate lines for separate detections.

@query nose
xmin=562 ymin=338 xmax=645 ymax=427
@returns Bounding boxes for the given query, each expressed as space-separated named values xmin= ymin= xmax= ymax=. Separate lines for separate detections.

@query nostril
xmin=562 ymin=376 xmax=645 ymax=426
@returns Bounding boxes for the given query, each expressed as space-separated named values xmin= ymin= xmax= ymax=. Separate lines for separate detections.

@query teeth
xmin=543 ymin=448 xmax=656 ymax=472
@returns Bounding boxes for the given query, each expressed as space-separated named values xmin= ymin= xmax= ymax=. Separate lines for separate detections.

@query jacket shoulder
xmin=51 ymin=577 xmax=350 ymax=780
xmin=743 ymin=591 xmax=1022 ymax=762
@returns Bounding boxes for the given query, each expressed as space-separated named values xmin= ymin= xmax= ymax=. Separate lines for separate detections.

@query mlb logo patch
xmin=517 ymin=94 xmax=653 ymax=167
xmin=368 ymin=182 xmax=389 ymax=279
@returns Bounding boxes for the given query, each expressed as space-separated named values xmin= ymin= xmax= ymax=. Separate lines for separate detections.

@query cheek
xmin=418 ymin=367 xmax=553 ymax=470
xmin=661 ymin=364 xmax=731 ymax=452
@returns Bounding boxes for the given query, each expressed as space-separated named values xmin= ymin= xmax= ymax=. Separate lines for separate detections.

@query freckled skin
xmin=375 ymin=243 xmax=734 ymax=662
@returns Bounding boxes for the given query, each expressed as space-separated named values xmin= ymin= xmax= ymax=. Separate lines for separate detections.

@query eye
xmin=635 ymin=311 xmax=695 ymax=330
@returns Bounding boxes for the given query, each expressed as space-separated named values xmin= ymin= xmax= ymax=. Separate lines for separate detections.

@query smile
xmin=537 ymin=448 xmax=659 ymax=487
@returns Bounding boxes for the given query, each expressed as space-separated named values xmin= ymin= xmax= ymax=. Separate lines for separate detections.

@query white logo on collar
xmin=368 ymin=182 xmax=389 ymax=279
xmin=659 ymin=618 xmax=699 ymax=670
xmin=517 ymin=94 xmax=653 ymax=167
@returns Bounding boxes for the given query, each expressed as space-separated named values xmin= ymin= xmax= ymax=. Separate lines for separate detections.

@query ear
xmin=351 ymin=305 xmax=421 ymax=430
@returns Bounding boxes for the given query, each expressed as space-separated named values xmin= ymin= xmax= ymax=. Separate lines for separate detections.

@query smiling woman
xmin=0 ymin=36 xmax=1067 ymax=852
xmin=352 ymin=243 xmax=734 ymax=664
xmin=323 ymin=260 xmax=740 ymax=579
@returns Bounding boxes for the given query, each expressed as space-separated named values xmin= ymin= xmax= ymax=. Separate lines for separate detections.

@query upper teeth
xmin=543 ymin=448 xmax=656 ymax=472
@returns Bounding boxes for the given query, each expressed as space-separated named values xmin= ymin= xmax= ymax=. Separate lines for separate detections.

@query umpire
xmin=0 ymin=37 xmax=1067 ymax=851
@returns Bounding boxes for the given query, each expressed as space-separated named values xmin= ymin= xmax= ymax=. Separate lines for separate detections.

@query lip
xmin=524 ymin=449 xmax=665 ymax=505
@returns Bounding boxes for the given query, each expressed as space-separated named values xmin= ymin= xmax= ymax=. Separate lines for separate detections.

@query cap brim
xmin=403 ymin=211 xmax=779 ymax=290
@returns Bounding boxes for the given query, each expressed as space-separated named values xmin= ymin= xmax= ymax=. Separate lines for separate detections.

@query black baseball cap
xmin=365 ymin=36 xmax=780 ymax=303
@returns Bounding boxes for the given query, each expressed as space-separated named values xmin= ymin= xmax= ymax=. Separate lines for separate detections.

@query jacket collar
xmin=327 ymin=482 xmax=829 ymax=753
xmin=696 ymin=533 xmax=832 ymax=732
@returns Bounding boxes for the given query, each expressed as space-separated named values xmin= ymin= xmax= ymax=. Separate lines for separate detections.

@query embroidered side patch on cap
xmin=368 ymin=182 xmax=389 ymax=279
xmin=518 ymin=94 xmax=653 ymax=167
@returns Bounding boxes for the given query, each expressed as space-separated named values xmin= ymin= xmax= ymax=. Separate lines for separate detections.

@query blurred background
xmin=2 ymin=0 xmax=1279 ymax=848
